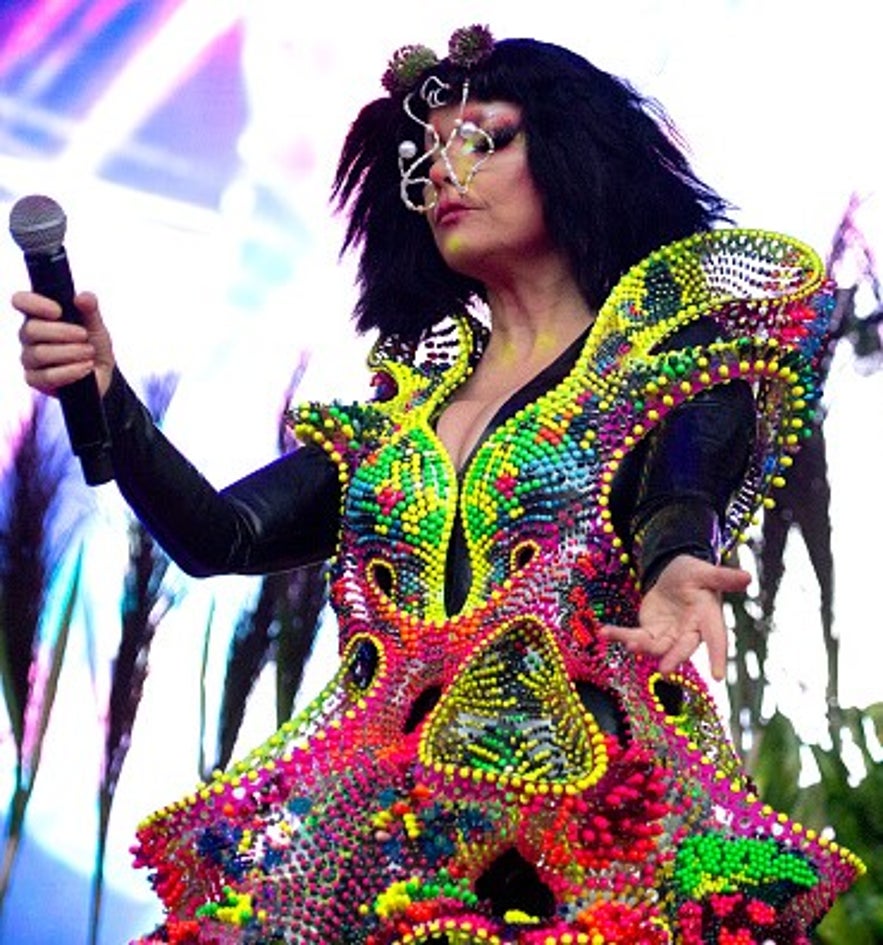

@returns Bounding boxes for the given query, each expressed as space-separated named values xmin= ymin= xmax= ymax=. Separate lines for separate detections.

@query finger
xmin=599 ymin=624 xmax=664 ymax=655
xmin=656 ymin=628 xmax=702 ymax=675
xmin=21 ymin=337 xmax=95 ymax=370
xmin=19 ymin=315 xmax=90 ymax=348
xmin=606 ymin=618 xmax=720 ymax=678
xmin=12 ymin=290 xmax=63 ymax=320
xmin=23 ymin=360 xmax=95 ymax=394
xmin=73 ymin=291 xmax=102 ymax=329
xmin=703 ymin=620 xmax=728 ymax=682
xmin=602 ymin=623 xmax=675 ymax=660
xmin=599 ymin=623 xmax=633 ymax=642
xmin=705 ymin=566 xmax=752 ymax=594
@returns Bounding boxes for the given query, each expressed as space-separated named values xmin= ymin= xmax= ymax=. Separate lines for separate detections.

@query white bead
xmin=398 ymin=140 xmax=418 ymax=160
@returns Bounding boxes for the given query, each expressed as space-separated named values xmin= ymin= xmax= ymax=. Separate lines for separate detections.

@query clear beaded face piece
xmin=398 ymin=77 xmax=496 ymax=213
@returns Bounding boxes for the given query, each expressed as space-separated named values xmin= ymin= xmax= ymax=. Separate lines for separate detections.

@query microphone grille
xmin=9 ymin=194 xmax=67 ymax=253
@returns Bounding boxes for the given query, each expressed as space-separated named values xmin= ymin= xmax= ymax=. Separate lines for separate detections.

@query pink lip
xmin=435 ymin=202 xmax=471 ymax=225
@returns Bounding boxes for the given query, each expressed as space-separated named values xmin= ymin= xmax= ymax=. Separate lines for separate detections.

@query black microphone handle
xmin=24 ymin=248 xmax=113 ymax=485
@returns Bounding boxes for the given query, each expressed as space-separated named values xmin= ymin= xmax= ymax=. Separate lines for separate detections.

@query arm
xmin=603 ymin=319 xmax=755 ymax=679
xmin=625 ymin=378 xmax=755 ymax=587
xmin=104 ymin=369 xmax=341 ymax=576
xmin=15 ymin=289 xmax=341 ymax=576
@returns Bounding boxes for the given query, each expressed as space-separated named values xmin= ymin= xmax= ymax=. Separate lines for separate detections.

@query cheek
xmin=516 ymin=181 xmax=550 ymax=241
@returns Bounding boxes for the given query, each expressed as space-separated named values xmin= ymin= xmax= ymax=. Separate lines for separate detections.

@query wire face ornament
xmin=381 ymin=25 xmax=498 ymax=213
xmin=398 ymin=76 xmax=496 ymax=213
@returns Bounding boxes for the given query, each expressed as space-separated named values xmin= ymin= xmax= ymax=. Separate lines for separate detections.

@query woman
xmin=15 ymin=26 xmax=861 ymax=945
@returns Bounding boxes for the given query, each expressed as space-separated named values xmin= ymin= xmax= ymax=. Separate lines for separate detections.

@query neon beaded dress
xmin=132 ymin=229 xmax=863 ymax=945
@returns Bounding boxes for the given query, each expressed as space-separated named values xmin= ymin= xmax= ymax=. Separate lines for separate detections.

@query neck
xmin=482 ymin=275 xmax=593 ymax=368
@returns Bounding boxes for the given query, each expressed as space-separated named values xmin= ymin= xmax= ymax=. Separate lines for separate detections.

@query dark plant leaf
xmin=212 ymin=578 xmax=277 ymax=773
xmin=0 ymin=397 xmax=69 ymax=750
xmin=274 ymin=561 xmax=328 ymax=724
xmin=103 ymin=522 xmax=174 ymax=795
xmin=0 ymin=395 xmax=84 ymax=913
xmin=90 ymin=371 xmax=179 ymax=945
xmin=750 ymin=710 xmax=802 ymax=813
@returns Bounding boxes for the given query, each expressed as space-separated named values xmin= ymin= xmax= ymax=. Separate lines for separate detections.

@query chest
xmin=339 ymin=377 xmax=624 ymax=620
xmin=434 ymin=355 xmax=574 ymax=473
xmin=434 ymin=393 xmax=512 ymax=474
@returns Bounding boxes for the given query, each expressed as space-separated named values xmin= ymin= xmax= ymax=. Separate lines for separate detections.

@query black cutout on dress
xmin=653 ymin=678 xmax=685 ymax=716
xmin=575 ymin=680 xmax=628 ymax=745
xmin=349 ymin=638 xmax=379 ymax=690
xmin=513 ymin=542 xmax=536 ymax=570
xmin=475 ymin=847 xmax=556 ymax=919
xmin=371 ymin=561 xmax=394 ymax=596
xmin=403 ymin=685 xmax=442 ymax=734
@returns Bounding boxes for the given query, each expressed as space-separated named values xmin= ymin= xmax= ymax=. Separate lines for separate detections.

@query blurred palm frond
xmin=89 ymin=373 xmax=179 ymax=945
xmin=274 ymin=561 xmax=327 ymax=724
xmin=210 ymin=574 xmax=278 ymax=776
xmin=206 ymin=358 xmax=327 ymax=776
xmin=209 ymin=561 xmax=327 ymax=777
xmin=0 ymin=396 xmax=83 ymax=909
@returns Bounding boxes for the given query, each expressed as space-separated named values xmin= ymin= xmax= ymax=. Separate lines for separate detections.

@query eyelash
xmin=491 ymin=125 xmax=522 ymax=149
xmin=471 ymin=125 xmax=521 ymax=154
xmin=416 ymin=123 xmax=522 ymax=161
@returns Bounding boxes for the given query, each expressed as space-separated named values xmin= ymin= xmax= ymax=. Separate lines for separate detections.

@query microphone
xmin=9 ymin=195 xmax=113 ymax=485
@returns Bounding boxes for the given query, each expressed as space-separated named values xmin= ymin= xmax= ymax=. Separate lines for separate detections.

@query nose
xmin=424 ymin=150 xmax=452 ymax=209
xmin=427 ymin=150 xmax=449 ymax=188
xmin=427 ymin=146 xmax=474 ymax=201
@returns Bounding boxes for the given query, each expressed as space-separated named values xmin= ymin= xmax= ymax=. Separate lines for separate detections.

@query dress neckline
xmin=445 ymin=324 xmax=592 ymax=476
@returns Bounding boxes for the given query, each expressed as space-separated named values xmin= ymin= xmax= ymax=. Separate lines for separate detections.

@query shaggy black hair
xmin=332 ymin=37 xmax=733 ymax=342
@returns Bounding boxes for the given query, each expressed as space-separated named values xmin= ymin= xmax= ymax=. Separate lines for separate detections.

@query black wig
xmin=333 ymin=37 xmax=732 ymax=342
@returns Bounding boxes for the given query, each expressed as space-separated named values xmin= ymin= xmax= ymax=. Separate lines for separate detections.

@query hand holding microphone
xmin=9 ymin=195 xmax=114 ymax=485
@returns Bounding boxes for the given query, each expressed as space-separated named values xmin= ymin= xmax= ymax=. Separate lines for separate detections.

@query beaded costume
xmin=132 ymin=230 xmax=862 ymax=945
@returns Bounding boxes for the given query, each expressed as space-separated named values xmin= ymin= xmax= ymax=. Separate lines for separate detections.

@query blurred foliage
xmin=726 ymin=406 xmax=882 ymax=941
xmin=0 ymin=396 xmax=83 ymax=912
xmin=85 ymin=374 xmax=180 ymax=945
xmin=205 ymin=561 xmax=327 ymax=778
xmin=746 ymin=708 xmax=883 ymax=943
xmin=203 ymin=364 xmax=327 ymax=777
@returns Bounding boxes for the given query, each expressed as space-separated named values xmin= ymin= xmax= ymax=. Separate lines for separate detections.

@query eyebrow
xmin=427 ymin=107 xmax=520 ymax=135
xmin=463 ymin=105 xmax=520 ymax=122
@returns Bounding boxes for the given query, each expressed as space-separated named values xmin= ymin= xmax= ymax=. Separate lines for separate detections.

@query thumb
xmin=73 ymin=290 xmax=116 ymax=395
xmin=73 ymin=290 xmax=103 ymax=330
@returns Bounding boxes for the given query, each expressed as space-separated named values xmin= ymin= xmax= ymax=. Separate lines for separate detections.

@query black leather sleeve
xmin=608 ymin=320 xmax=756 ymax=587
xmin=102 ymin=368 xmax=342 ymax=577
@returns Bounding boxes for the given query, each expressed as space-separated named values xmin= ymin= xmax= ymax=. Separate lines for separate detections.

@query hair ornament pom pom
xmin=381 ymin=44 xmax=439 ymax=94
xmin=447 ymin=24 xmax=494 ymax=69
xmin=381 ymin=26 xmax=495 ymax=95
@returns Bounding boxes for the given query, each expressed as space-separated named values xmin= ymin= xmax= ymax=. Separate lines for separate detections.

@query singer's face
xmin=422 ymin=100 xmax=556 ymax=283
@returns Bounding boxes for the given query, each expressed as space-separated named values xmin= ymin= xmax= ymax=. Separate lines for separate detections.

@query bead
xmin=398 ymin=140 xmax=418 ymax=160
